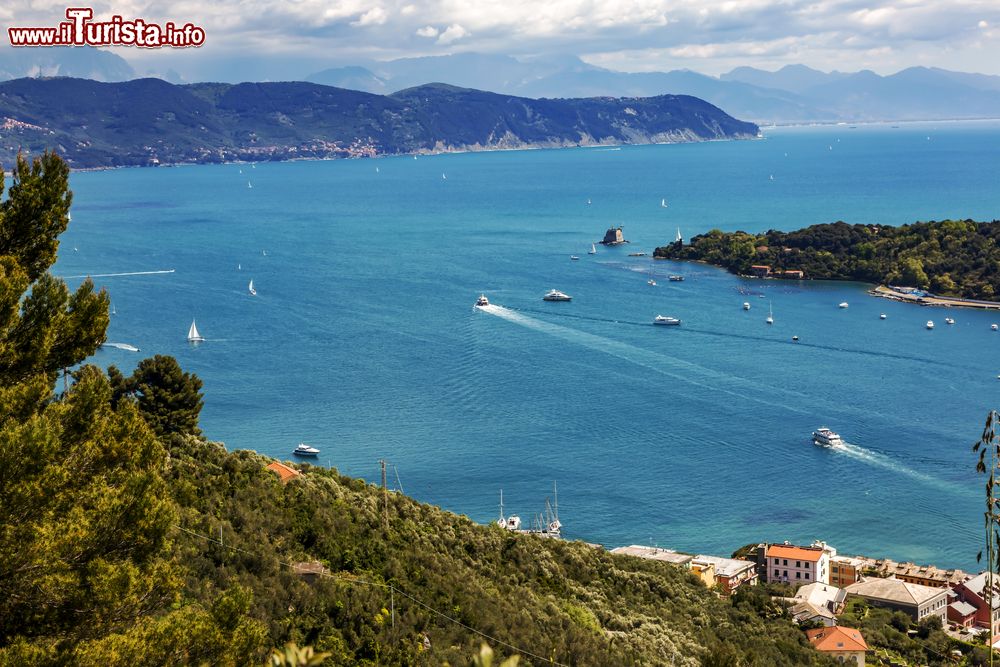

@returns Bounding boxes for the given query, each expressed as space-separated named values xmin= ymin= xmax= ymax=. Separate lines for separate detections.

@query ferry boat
xmin=668 ymin=275 xmax=684 ymax=282
xmin=812 ymin=428 xmax=843 ymax=447
xmin=926 ymin=320 xmax=935 ymax=329
xmin=653 ymin=315 xmax=681 ymax=326
xmin=293 ymin=443 xmax=320 ymax=457
xmin=542 ymin=289 xmax=572 ymax=302
xmin=475 ymin=294 xmax=490 ymax=307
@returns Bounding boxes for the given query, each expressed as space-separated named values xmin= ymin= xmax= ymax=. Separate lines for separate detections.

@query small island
xmin=600 ymin=225 xmax=629 ymax=245
xmin=653 ymin=219 xmax=1000 ymax=304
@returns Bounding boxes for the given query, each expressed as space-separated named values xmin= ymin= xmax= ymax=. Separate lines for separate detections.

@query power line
xmin=173 ymin=524 xmax=567 ymax=666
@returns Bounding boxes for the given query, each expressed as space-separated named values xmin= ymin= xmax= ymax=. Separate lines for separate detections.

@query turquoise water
xmin=58 ymin=120 xmax=1000 ymax=568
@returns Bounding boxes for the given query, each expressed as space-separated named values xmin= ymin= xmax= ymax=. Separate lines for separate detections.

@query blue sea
xmin=58 ymin=120 xmax=1000 ymax=569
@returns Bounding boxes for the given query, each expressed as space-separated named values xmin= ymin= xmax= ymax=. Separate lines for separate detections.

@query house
xmin=948 ymin=600 xmax=978 ymax=629
xmin=292 ymin=561 xmax=328 ymax=585
xmin=750 ymin=264 xmax=771 ymax=277
xmin=844 ymin=577 xmax=949 ymax=623
xmin=266 ymin=461 xmax=301 ymax=484
xmin=876 ymin=560 xmax=969 ymax=589
xmin=609 ymin=545 xmax=694 ymax=566
xmin=784 ymin=583 xmax=846 ymax=627
xmin=766 ymin=544 xmax=830 ymax=585
xmin=806 ymin=626 xmax=868 ymax=667
xmin=781 ymin=269 xmax=804 ymax=279
xmin=689 ymin=560 xmax=716 ymax=588
xmin=831 ymin=556 xmax=866 ymax=587
xmin=952 ymin=572 xmax=1000 ymax=640
xmin=692 ymin=555 xmax=758 ymax=594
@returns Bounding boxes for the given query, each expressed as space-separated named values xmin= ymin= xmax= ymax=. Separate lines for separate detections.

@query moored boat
xmin=668 ymin=275 xmax=684 ymax=282
xmin=926 ymin=320 xmax=935 ymax=329
xmin=293 ymin=443 xmax=320 ymax=457
xmin=653 ymin=315 xmax=681 ymax=326
xmin=542 ymin=289 xmax=572 ymax=302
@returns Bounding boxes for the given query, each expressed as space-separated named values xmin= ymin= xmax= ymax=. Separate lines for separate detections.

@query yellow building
xmin=689 ymin=560 xmax=716 ymax=588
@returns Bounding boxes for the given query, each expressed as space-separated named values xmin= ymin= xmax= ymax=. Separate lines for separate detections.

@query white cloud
xmin=351 ymin=7 xmax=388 ymax=27
xmin=979 ymin=20 xmax=989 ymax=29
xmin=437 ymin=23 xmax=469 ymax=44
xmin=415 ymin=25 xmax=439 ymax=38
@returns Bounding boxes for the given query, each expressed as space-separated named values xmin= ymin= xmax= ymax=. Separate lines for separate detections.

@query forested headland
xmin=654 ymin=220 xmax=1000 ymax=301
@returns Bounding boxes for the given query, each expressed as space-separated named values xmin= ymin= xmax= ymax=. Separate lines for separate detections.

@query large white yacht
xmin=293 ymin=443 xmax=320 ymax=457
xmin=812 ymin=428 xmax=843 ymax=447
xmin=542 ymin=289 xmax=572 ymax=302
xmin=653 ymin=315 xmax=681 ymax=326
xmin=926 ymin=320 xmax=935 ymax=329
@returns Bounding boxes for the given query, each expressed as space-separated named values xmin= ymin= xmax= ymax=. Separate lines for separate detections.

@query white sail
xmin=248 ymin=280 xmax=256 ymax=295
xmin=661 ymin=198 xmax=667 ymax=208
xmin=675 ymin=227 xmax=683 ymax=243
xmin=187 ymin=319 xmax=204 ymax=342
xmin=589 ymin=243 xmax=597 ymax=254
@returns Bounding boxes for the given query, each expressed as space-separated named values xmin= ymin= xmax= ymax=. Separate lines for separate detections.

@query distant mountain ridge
xmin=0 ymin=77 xmax=758 ymax=168
xmin=307 ymin=55 xmax=1000 ymax=123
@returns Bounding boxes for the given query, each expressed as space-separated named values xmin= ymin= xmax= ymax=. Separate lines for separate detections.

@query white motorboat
xmin=926 ymin=320 xmax=935 ymax=329
xmin=293 ymin=443 xmax=320 ymax=457
xmin=187 ymin=319 xmax=205 ymax=342
xmin=812 ymin=427 xmax=843 ymax=447
xmin=543 ymin=289 xmax=572 ymax=302
xmin=945 ymin=317 xmax=955 ymax=325
xmin=475 ymin=294 xmax=489 ymax=307
xmin=653 ymin=315 xmax=681 ymax=326
xmin=880 ymin=313 xmax=887 ymax=319
xmin=743 ymin=302 xmax=751 ymax=310
xmin=648 ymin=278 xmax=657 ymax=286
xmin=571 ymin=255 xmax=580 ymax=261
xmin=838 ymin=302 xmax=849 ymax=308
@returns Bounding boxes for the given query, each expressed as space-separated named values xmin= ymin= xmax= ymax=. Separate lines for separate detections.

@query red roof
xmin=806 ymin=626 xmax=868 ymax=652
xmin=766 ymin=544 xmax=824 ymax=562
xmin=266 ymin=461 xmax=301 ymax=484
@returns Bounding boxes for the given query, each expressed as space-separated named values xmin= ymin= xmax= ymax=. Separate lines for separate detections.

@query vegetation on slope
xmin=0 ymin=78 xmax=758 ymax=168
xmin=654 ymin=220 xmax=1000 ymax=301
xmin=0 ymin=153 xmax=829 ymax=666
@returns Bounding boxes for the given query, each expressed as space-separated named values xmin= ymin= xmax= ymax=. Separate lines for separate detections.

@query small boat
xmin=586 ymin=198 xmax=592 ymax=205
xmin=248 ymin=279 xmax=256 ymax=296
xmin=993 ymin=324 xmax=999 ymax=331
xmin=880 ymin=313 xmax=887 ymax=320
xmin=475 ymin=294 xmax=489 ymax=307
xmin=111 ymin=302 xmax=117 ymax=316
xmin=926 ymin=320 xmax=935 ymax=329
xmin=187 ymin=319 xmax=205 ymax=343
xmin=945 ymin=317 xmax=955 ymax=325
xmin=838 ymin=302 xmax=849 ymax=308
xmin=293 ymin=443 xmax=320 ymax=457
xmin=496 ymin=490 xmax=521 ymax=531
xmin=238 ymin=263 xmax=241 ymax=270
xmin=542 ymin=289 xmax=572 ymax=302
xmin=375 ymin=166 xmax=380 ymax=173
xmin=792 ymin=335 xmax=799 ymax=341
xmin=743 ymin=302 xmax=751 ymax=310
xmin=570 ymin=255 xmax=580 ymax=261
xmin=588 ymin=243 xmax=597 ymax=255
xmin=661 ymin=198 xmax=668 ymax=208
xmin=647 ymin=278 xmax=657 ymax=286
xmin=442 ymin=173 xmax=447 ymax=180
xmin=769 ymin=174 xmax=774 ymax=181
xmin=812 ymin=427 xmax=843 ymax=447
xmin=628 ymin=252 xmax=648 ymax=257
xmin=766 ymin=302 xmax=773 ymax=324
xmin=247 ymin=181 xmax=252 ymax=189
xmin=653 ymin=315 xmax=681 ymax=326
xmin=668 ymin=275 xmax=684 ymax=282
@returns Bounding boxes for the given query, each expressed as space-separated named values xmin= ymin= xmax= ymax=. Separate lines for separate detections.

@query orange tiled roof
xmin=806 ymin=626 xmax=868 ymax=652
xmin=766 ymin=544 xmax=824 ymax=562
xmin=267 ymin=461 xmax=301 ymax=483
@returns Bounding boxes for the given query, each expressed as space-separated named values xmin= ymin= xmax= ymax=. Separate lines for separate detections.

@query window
xmin=774 ymin=569 xmax=780 ymax=577
xmin=783 ymin=570 xmax=788 ymax=577
xmin=783 ymin=559 xmax=788 ymax=566
xmin=805 ymin=572 xmax=810 ymax=579
xmin=796 ymin=561 xmax=801 ymax=568
xmin=796 ymin=572 xmax=801 ymax=579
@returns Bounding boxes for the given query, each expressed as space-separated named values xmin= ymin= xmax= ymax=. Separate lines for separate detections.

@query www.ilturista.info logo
xmin=8 ymin=8 xmax=205 ymax=48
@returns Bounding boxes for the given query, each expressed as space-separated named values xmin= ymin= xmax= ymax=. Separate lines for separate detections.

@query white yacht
xmin=743 ymin=302 xmax=751 ymax=310
xmin=812 ymin=427 xmax=843 ymax=447
xmin=838 ymin=302 xmax=849 ymax=308
xmin=543 ymin=289 xmax=572 ymax=302
xmin=293 ymin=443 xmax=320 ymax=457
xmin=880 ymin=313 xmax=887 ymax=320
xmin=496 ymin=490 xmax=521 ymax=531
xmin=187 ymin=319 xmax=205 ymax=343
xmin=475 ymin=294 xmax=490 ymax=307
xmin=926 ymin=320 xmax=935 ymax=329
xmin=945 ymin=317 xmax=955 ymax=325
xmin=588 ymin=243 xmax=597 ymax=255
xmin=570 ymin=255 xmax=580 ymax=261
xmin=653 ymin=315 xmax=681 ymax=326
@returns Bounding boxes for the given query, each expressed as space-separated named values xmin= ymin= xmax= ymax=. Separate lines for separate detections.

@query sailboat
xmin=247 ymin=181 xmax=252 ymax=189
xmin=547 ymin=481 xmax=562 ymax=535
xmin=586 ymin=198 xmax=591 ymax=205
xmin=661 ymin=198 xmax=668 ymax=208
xmin=248 ymin=280 xmax=256 ymax=296
xmin=238 ymin=263 xmax=241 ymax=270
xmin=111 ymin=302 xmax=117 ymax=316
xmin=496 ymin=490 xmax=521 ymax=531
xmin=766 ymin=302 xmax=774 ymax=325
xmin=675 ymin=227 xmax=683 ymax=244
xmin=588 ymin=243 xmax=597 ymax=255
xmin=647 ymin=261 xmax=656 ymax=286
xmin=187 ymin=319 xmax=205 ymax=342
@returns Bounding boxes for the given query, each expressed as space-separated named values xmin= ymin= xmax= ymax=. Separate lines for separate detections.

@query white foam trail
xmin=102 ymin=342 xmax=140 ymax=352
xmin=61 ymin=269 xmax=176 ymax=279
xmin=480 ymin=304 xmax=809 ymax=415
xmin=834 ymin=441 xmax=970 ymax=495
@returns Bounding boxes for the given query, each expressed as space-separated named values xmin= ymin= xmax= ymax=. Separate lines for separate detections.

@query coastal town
xmin=611 ymin=538 xmax=997 ymax=666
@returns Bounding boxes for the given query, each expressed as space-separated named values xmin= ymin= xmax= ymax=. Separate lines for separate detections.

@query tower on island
xmin=600 ymin=225 xmax=629 ymax=246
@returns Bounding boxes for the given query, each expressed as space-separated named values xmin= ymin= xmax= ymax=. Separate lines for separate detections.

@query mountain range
xmin=0 ymin=77 xmax=757 ymax=168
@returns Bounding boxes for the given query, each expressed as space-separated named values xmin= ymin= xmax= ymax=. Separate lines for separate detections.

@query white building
xmin=766 ymin=543 xmax=831 ymax=585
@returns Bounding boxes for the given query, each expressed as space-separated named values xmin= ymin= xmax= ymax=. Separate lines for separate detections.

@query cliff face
xmin=0 ymin=78 xmax=759 ymax=168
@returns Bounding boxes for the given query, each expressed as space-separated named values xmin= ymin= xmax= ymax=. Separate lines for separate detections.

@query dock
xmin=870 ymin=285 xmax=1000 ymax=310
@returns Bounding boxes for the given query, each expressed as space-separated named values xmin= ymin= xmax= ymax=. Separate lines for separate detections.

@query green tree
xmin=114 ymin=354 xmax=204 ymax=437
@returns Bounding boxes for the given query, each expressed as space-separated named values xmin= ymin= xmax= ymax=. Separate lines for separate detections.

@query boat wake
xmin=61 ymin=269 xmax=176 ymax=279
xmin=478 ymin=304 xmax=810 ymax=415
xmin=102 ymin=342 xmax=140 ymax=352
xmin=833 ymin=441 xmax=969 ymax=495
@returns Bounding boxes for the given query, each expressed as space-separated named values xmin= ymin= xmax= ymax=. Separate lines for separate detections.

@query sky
xmin=2 ymin=0 xmax=1000 ymax=81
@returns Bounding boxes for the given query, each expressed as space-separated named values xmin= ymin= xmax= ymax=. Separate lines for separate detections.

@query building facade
xmin=692 ymin=555 xmax=757 ymax=594
xmin=844 ymin=577 xmax=949 ymax=623
xmin=766 ymin=544 xmax=830 ymax=585
xmin=806 ymin=626 xmax=868 ymax=667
